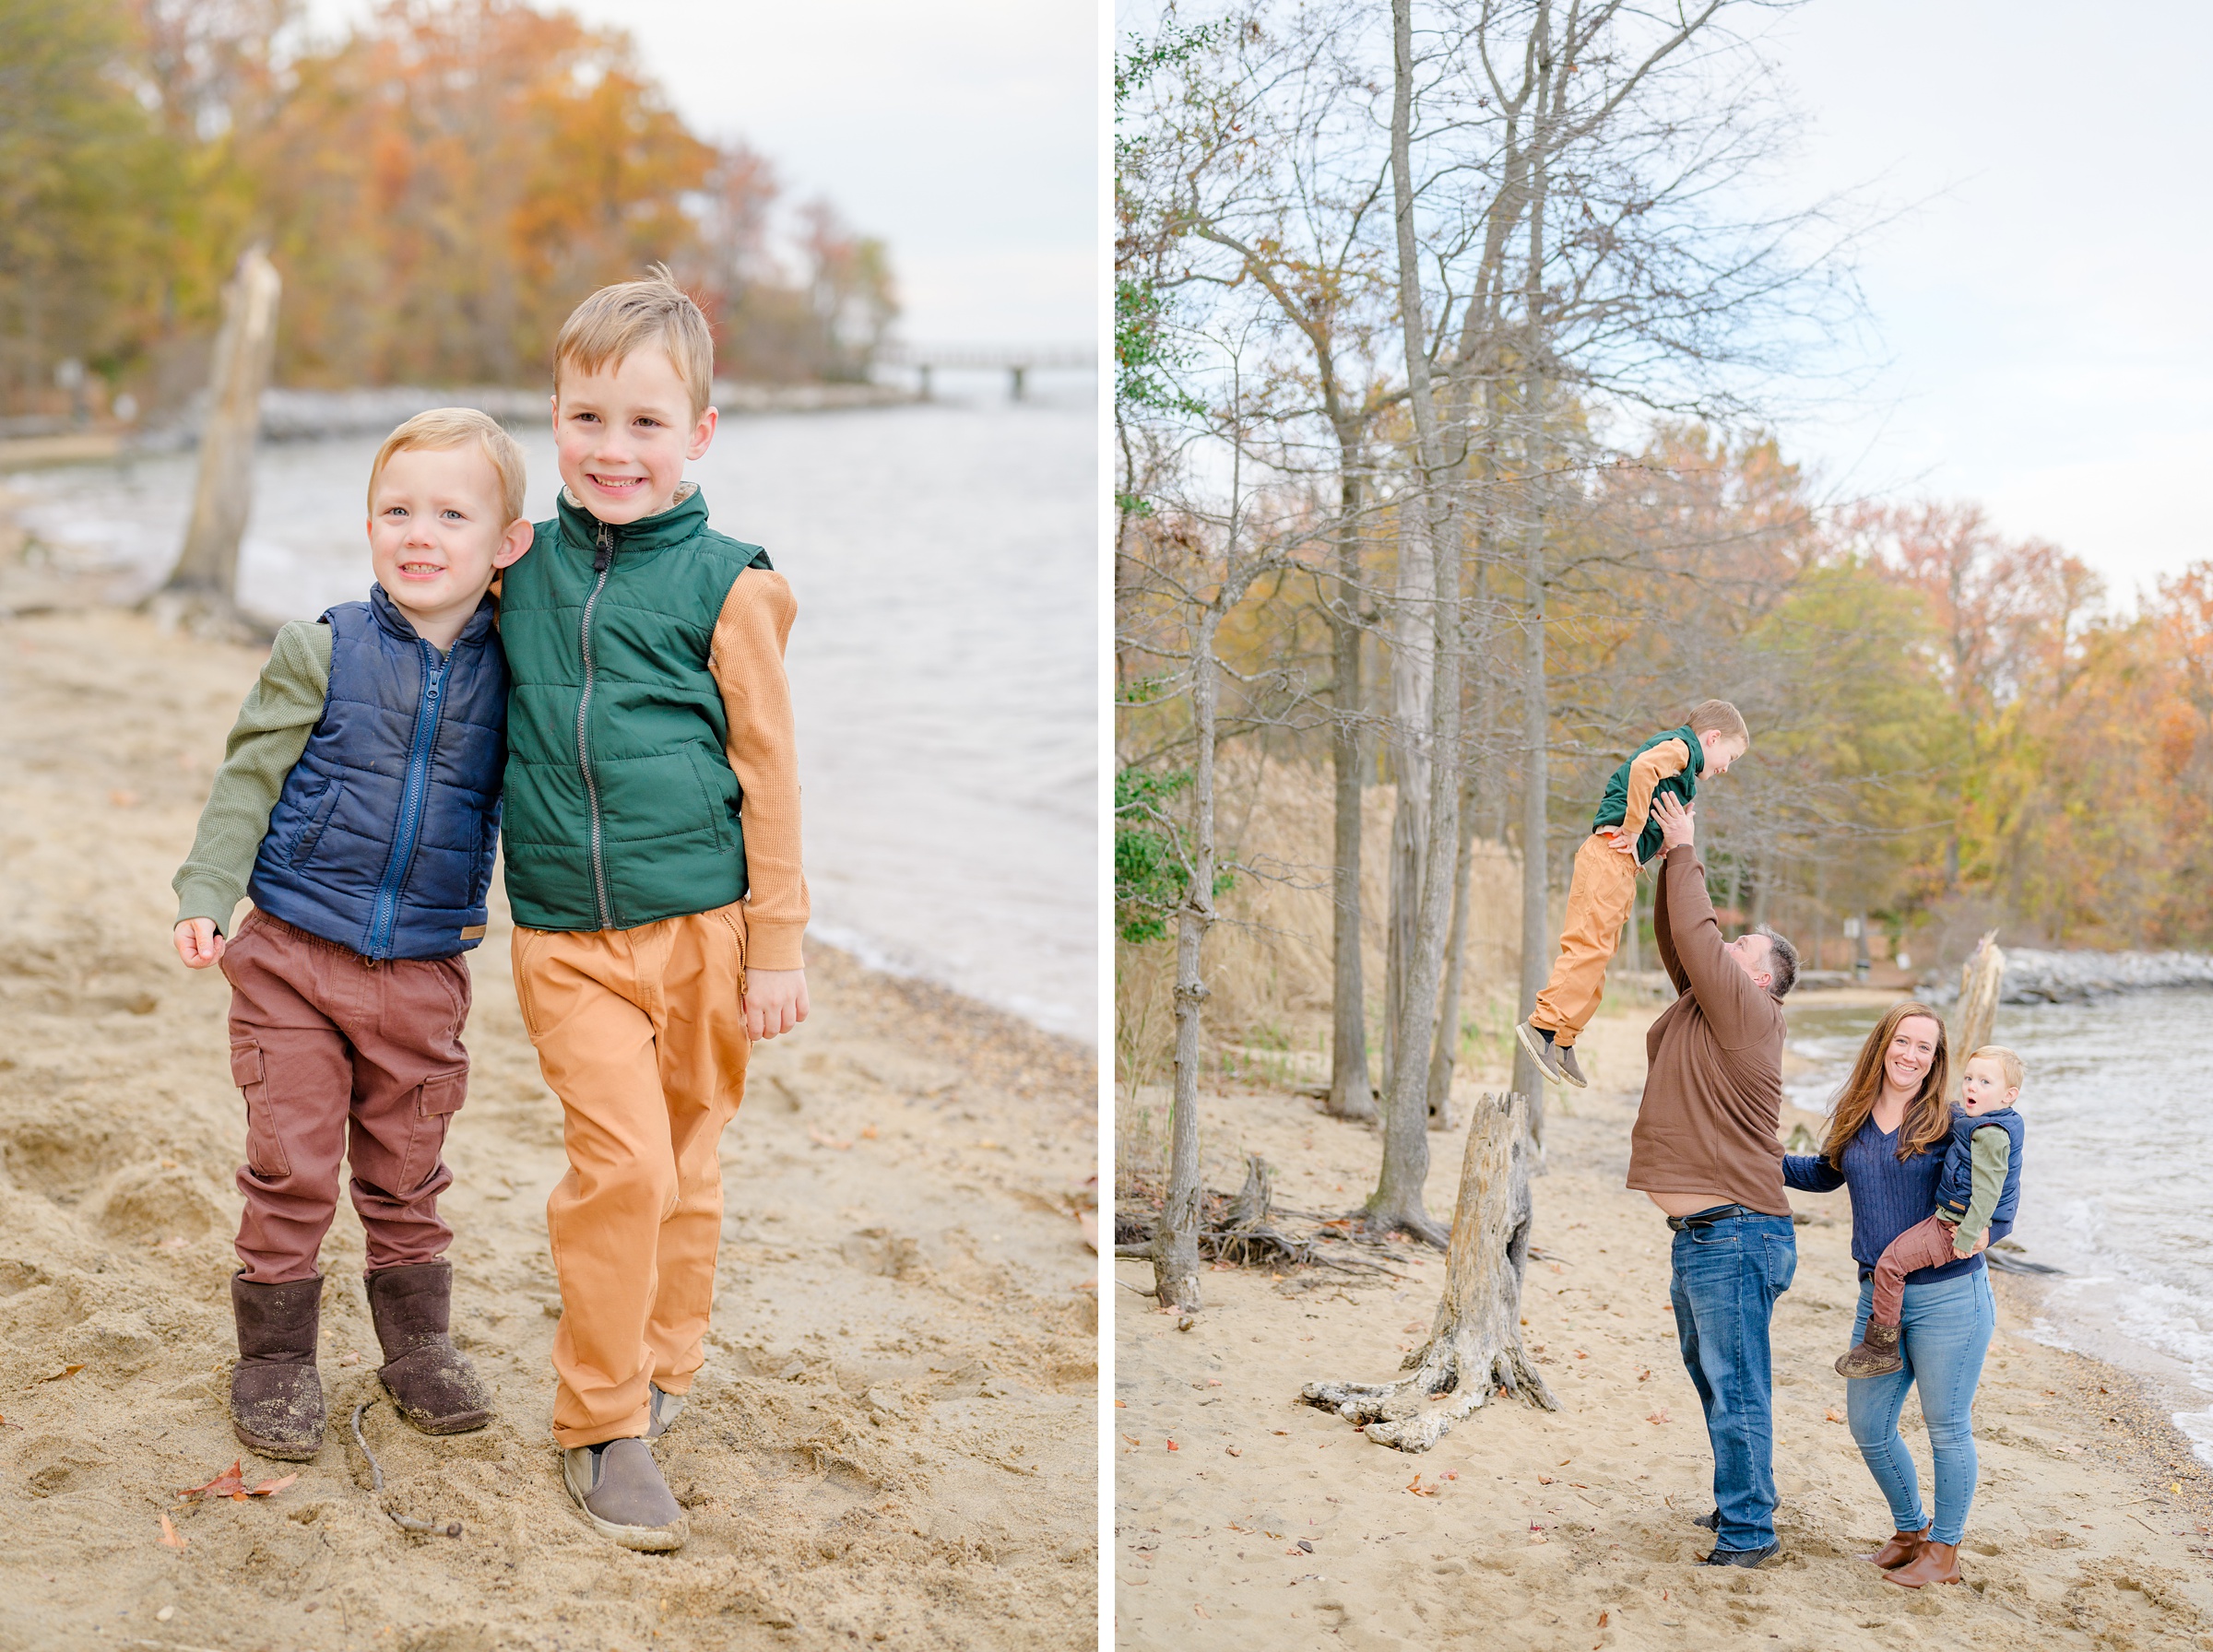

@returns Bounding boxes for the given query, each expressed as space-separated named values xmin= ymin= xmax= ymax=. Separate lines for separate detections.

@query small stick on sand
xmin=349 ymin=1402 xmax=462 ymax=1538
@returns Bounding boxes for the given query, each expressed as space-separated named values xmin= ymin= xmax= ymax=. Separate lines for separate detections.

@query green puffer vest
xmin=499 ymin=487 xmax=771 ymax=931
xmin=1592 ymin=726 xmax=1706 ymax=866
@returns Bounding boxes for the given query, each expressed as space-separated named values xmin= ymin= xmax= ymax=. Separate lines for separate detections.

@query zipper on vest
xmin=364 ymin=637 xmax=455 ymax=959
xmin=576 ymin=523 xmax=615 ymax=928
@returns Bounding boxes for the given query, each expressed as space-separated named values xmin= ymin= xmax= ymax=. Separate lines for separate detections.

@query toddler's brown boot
xmin=231 ymin=1273 xmax=327 ymax=1460
xmin=1835 ymin=1320 xmax=1905 ymax=1379
xmin=367 ymin=1260 xmax=493 ymax=1434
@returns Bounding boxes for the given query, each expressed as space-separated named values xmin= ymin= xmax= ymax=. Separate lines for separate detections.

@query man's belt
xmin=1665 ymin=1203 xmax=1757 ymax=1233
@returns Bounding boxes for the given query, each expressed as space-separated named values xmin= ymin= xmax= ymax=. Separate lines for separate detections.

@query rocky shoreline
xmin=1925 ymin=947 xmax=2213 ymax=1005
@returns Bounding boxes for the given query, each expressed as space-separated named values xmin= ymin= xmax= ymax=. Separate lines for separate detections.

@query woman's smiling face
xmin=1884 ymin=1015 xmax=1942 ymax=1095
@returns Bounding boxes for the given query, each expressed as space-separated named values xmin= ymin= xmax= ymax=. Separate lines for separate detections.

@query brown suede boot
xmin=231 ymin=1274 xmax=326 ymax=1461
xmin=366 ymin=1260 xmax=493 ymax=1435
xmin=1836 ymin=1320 xmax=1905 ymax=1378
xmin=1862 ymin=1524 xmax=1930 ymax=1568
xmin=1885 ymin=1537 xmax=1961 ymax=1587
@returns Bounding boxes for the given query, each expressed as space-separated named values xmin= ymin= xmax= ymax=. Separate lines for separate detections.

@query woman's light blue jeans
xmin=1844 ymin=1266 xmax=1995 ymax=1545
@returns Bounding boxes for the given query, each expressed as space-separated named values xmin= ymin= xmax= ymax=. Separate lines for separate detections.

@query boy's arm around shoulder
xmin=1951 ymin=1126 xmax=2013 ymax=1255
xmin=172 ymin=621 xmax=332 ymax=937
xmin=709 ymin=567 xmax=809 ymax=971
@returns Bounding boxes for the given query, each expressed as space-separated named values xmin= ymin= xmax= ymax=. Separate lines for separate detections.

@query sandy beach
xmin=0 ymin=602 xmax=1097 ymax=1651
xmin=1113 ymin=1000 xmax=2213 ymax=1651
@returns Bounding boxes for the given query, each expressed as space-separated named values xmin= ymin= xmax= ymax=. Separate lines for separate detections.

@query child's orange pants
xmin=512 ymin=901 xmax=751 ymax=1448
xmin=1530 ymin=832 xmax=1642 ymax=1047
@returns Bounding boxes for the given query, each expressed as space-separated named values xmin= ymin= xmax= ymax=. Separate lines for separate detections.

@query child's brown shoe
xmin=1514 ymin=1020 xmax=1568 ymax=1085
xmin=231 ymin=1273 xmax=326 ymax=1461
xmin=1555 ymin=1044 xmax=1590 ymax=1090
xmin=1835 ymin=1321 xmax=1904 ymax=1379
xmin=367 ymin=1260 xmax=493 ymax=1434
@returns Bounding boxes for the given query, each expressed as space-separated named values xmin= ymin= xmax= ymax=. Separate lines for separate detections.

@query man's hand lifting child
xmin=743 ymin=967 xmax=809 ymax=1042
xmin=173 ymin=918 xmax=226 ymax=969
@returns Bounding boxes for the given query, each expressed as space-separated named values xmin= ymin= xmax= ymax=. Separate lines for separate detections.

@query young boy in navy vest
xmin=1836 ymin=1045 xmax=2028 ymax=1377
xmin=1516 ymin=701 xmax=1751 ymax=1090
xmin=172 ymin=408 xmax=532 ymax=1460
xmin=499 ymin=272 xmax=808 ymax=1552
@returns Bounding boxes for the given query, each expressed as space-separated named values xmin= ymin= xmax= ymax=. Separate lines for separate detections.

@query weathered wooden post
xmin=160 ymin=244 xmax=280 ymax=626
xmin=1953 ymin=930 xmax=2005 ymax=1074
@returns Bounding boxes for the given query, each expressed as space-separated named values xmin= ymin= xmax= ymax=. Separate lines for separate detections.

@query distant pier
xmin=876 ymin=344 xmax=1095 ymax=401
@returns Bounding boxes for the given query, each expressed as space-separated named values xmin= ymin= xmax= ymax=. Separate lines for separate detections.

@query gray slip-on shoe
xmin=1513 ymin=1020 xmax=1568 ymax=1086
xmin=562 ymin=1438 xmax=689 ymax=1552
xmin=645 ymin=1382 xmax=685 ymax=1442
xmin=1700 ymin=1540 xmax=1781 ymax=1568
xmin=1554 ymin=1043 xmax=1591 ymax=1090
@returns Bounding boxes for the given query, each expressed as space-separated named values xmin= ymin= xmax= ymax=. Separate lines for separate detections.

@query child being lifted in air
xmin=1514 ymin=701 xmax=1751 ymax=1089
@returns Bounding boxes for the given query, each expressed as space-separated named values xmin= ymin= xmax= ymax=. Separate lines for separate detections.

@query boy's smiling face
xmin=1960 ymin=1055 xmax=2020 ymax=1115
xmin=1699 ymin=730 xmax=1748 ymax=775
xmin=367 ymin=443 xmax=530 ymax=648
xmin=552 ymin=346 xmax=717 ymax=525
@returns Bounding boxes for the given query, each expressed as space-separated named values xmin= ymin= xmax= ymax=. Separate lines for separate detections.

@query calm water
xmin=12 ymin=391 xmax=1097 ymax=1039
xmin=1787 ymin=990 xmax=2213 ymax=1458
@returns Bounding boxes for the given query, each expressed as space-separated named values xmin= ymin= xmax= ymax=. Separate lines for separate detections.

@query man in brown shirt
xmin=1628 ymin=795 xmax=1800 ymax=1567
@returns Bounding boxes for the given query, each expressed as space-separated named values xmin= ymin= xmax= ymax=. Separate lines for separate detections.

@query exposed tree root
xmin=1116 ymin=1156 xmax=1402 ymax=1278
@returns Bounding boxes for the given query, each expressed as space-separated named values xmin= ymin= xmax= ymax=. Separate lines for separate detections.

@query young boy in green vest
xmin=502 ymin=271 xmax=809 ymax=1551
xmin=1514 ymin=701 xmax=1749 ymax=1089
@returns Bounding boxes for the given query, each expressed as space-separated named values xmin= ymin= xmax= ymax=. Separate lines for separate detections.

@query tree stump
xmin=1953 ymin=929 xmax=2005 ymax=1066
xmin=1302 ymin=1092 xmax=1555 ymax=1449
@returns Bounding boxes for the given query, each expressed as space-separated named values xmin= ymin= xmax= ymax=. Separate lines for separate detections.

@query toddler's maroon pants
xmin=1869 ymin=1211 xmax=1966 ymax=1328
xmin=218 ymin=911 xmax=471 ymax=1283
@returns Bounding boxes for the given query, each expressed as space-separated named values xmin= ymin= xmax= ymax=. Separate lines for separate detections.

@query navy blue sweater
xmin=1783 ymin=1114 xmax=2007 ymax=1285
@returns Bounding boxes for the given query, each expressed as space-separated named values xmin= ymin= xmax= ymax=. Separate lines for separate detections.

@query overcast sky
xmin=1757 ymin=0 xmax=2213 ymax=604
xmin=306 ymin=0 xmax=1098 ymax=348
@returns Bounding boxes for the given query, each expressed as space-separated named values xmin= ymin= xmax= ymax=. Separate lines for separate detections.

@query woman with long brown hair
xmin=1784 ymin=1002 xmax=1995 ymax=1590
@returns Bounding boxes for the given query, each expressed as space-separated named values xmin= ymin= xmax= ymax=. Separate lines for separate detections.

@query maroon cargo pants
xmin=219 ymin=910 xmax=472 ymax=1284
xmin=1869 ymin=1211 xmax=1968 ymax=1328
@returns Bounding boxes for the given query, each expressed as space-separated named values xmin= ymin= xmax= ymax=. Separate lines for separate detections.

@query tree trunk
xmin=1326 ymin=466 xmax=1374 ymax=1120
xmin=1152 ymin=610 xmax=1223 ymax=1314
xmin=1304 ymin=1091 xmax=1556 ymax=1448
xmin=1382 ymin=509 xmax=1434 ymax=1093
xmin=1365 ymin=0 xmax=1462 ymax=1246
xmin=1953 ymin=930 xmax=2004 ymax=1072
xmin=161 ymin=244 xmax=280 ymax=628
xmin=1426 ymin=773 xmax=1480 ymax=1128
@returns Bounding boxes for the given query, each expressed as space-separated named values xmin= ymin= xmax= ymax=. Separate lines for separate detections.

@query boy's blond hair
xmin=368 ymin=407 xmax=528 ymax=525
xmin=553 ymin=265 xmax=715 ymax=419
xmin=1966 ymin=1044 xmax=2025 ymax=1092
xmin=1687 ymin=699 xmax=1750 ymax=749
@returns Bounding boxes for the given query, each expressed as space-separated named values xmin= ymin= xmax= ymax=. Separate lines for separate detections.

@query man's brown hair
xmin=1687 ymin=699 xmax=1749 ymax=748
xmin=553 ymin=264 xmax=714 ymax=418
xmin=368 ymin=407 xmax=528 ymax=525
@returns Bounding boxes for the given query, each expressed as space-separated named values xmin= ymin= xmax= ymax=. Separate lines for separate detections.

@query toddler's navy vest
xmin=247 ymin=587 xmax=507 ymax=960
xmin=1934 ymin=1106 xmax=2024 ymax=1234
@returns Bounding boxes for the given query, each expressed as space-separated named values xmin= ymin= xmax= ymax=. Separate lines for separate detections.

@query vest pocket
xmin=290 ymin=776 xmax=346 ymax=866
xmin=230 ymin=1039 xmax=291 ymax=1179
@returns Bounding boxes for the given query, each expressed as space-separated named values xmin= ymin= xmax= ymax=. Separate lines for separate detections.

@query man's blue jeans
xmin=1668 ymin=1211 xmax=1797 ymax=1552
xmin=1844 ymin=1267 xmax=1995 ymax=1545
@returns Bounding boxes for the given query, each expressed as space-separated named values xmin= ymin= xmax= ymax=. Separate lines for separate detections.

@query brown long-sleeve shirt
xmin=709 ymin=568 xmax=809 ymax=972
xmin=1624 ymin=844 xmax=1789 ymax=1216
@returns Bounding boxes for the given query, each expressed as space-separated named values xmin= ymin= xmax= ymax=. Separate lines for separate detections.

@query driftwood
xmin=1117 ymin=1155 xmax=1400 ymax=1278
xmin=1302 ymin=1092 xmax=1555 ymax=1449
xmin=1953 ymin=930 xmax=2005 ymax=1071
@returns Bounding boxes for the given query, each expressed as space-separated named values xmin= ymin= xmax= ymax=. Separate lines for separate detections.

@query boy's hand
xmin=743 ymin=968 xmax=809 ymax=1042
xmin=174 ymin=919 xmax=225 ymax=969
xmin=1653 ymin=794 xmax=1696 ymax=851
xmin=1954 ymin=1230 xmax=1991 ymax=1260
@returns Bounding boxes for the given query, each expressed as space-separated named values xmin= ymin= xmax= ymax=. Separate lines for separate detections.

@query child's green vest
xmin=1592 ymin=726 xmax=1706 ymax=866
xmin=499 ymin=488 xmax=771 ymax=932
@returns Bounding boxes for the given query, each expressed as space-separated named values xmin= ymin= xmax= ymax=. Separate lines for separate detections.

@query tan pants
xmin=1530 ymin=832 xmax=1641 ymax=1047
xmin=512 ymin=901 xmax=750 ymax=1447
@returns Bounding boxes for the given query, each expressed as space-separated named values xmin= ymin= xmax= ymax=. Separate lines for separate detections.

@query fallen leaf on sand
xmin=158 ymin=1512 xmax=186 ymax=1548
xmin=1406 ymin=1474 xmax=1438 ymax=1497
xmin=178 ymin=1460 xmax=298 ymax=1503
xmin=806 ymin=1127 xmax=852 ymax=1150
xmin=31 ymin=1363 xmax=85 ymax=1386
xmin=1538 ymin=1475 xmax=1555 ymax=1485
xmin=1825 ymin=1409 xmax=1846 ymax=1424
xmin=1597 ymin=1611 xmax=1609 ymax=1627
xmin=1166 ymin=1439 xmax=1179 ymax=1452
xmin=859 ymin=1124 xmax=880 ymax=1140
xmin=1647 ymin=1409 xmax=1670 ymax=1425
xmin=1225 ymin=1446 xmax=1242 ymax=1457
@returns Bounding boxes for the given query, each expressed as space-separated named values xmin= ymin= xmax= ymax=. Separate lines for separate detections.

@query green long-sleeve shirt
xmin=172 ymin=620 xmax=333 ymax=934
xmin=1946 ymin=1127 xmax=2014 ymax=1257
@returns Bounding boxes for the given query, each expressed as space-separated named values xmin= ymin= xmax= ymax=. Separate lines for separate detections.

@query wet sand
xmin=0 ymin=605 xmax=1098 ymax=1651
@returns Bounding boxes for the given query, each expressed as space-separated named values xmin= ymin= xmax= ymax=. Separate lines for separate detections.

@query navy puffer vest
xmin=1934 ymin=1106 xmax=2025 ymax=1235
xmin=248 ymin=587 xmax=507 ymax=960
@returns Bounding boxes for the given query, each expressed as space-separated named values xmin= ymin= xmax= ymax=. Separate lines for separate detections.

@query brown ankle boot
xmin=1862 ymin=1525 xmax=1930 ymax=1568
xmin=1835 ymin=1320 xmax=1904 ymax=1378
xmin=1885 ymin=1537 xmax=1961 ymax=1587
xmin=231 ymin=1274 xmax=326 ymax=1461
xmin=367 ymin=1260 xmax=493 ymax=1434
